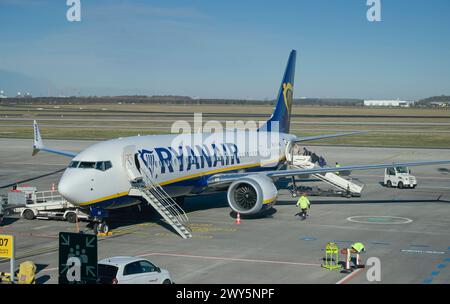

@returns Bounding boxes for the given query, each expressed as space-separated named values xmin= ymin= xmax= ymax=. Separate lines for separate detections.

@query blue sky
xmin=1 ymin=0 xmax=449 ymax=99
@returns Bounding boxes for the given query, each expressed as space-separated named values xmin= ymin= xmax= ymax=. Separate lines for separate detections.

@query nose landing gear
xmin=93 ymin=221 xmax=109 ymax=234
xmin=90 ymin=207 xmax=110 ymax=235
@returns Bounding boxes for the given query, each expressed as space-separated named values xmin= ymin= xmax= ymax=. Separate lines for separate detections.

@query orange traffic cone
xmin=235 ymin=212 xmax=241 ymax=225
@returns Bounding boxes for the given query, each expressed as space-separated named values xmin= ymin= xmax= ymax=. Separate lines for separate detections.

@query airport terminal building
xmin=364 ymin=99 xmax=415 ymax=107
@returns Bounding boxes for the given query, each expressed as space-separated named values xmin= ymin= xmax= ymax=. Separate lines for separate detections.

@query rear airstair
xmin=289 ymin=154 xmax=364 ymax=197
xmin=124 ymin=146 xmax=192 ymax=239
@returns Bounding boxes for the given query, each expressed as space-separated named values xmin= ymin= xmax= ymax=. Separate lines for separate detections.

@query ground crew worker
xmin=350 ymin=242 xmax=365 ymax=268
xmin=296 ymin=193 xmax=311 ymax=220
xmin=335 ymin=162 xmax=341 ymax=175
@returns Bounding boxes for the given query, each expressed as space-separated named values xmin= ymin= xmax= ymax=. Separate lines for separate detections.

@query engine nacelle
xmin=227 ymin=175 xmax=278 ymax=215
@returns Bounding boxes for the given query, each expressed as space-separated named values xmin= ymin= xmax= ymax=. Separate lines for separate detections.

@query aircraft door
xmin=123 ymin=145 xmax=142 ymax=183
xmin=285 ymin=140 xmax=294 ymax=163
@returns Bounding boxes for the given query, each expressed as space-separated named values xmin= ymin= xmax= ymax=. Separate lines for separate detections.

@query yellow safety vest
xmin=335 ymin=164 xmax=341 ymax=175
xmin=351 ymin=242 xmax=365 ymax=253
xmin=296 ymin=196 xmax=310 ymax=209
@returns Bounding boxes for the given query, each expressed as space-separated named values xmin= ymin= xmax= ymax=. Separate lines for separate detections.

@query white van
xmin=384 ymin=166 xmax=417 ymax=189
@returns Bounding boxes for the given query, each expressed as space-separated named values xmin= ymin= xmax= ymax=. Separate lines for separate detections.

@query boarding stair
xmin=128 ymin=158 xmax=192 ymax=239
xmin=289 ymin=154 xmax=364 ymax=197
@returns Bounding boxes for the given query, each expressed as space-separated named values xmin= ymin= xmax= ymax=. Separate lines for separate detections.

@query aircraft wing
xmin=207 ymin=160 xmax=450 ymax=186
xmin=32 ymin=120 xmax=77 ymax=158
xmin=291 ymin=131 xmax=365 ymax=142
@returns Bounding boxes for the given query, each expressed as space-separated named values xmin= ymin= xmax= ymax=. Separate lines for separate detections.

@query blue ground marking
xmin=332 ymin=240 xmax=353 ymax=244
xmin=436 ymin=264 xmax=446 ymax=269
xmin=431 ymin=271 xmax=440 ymax=276
xmin=300 ymin=237 xmax=317 ymax=241
xmin=371 ymin=242 xmax=391 ymax=246
xmin=444 ymin=258 xmax=450 ymax=263
xmin=422 ymin=278 xmax=433 ymax=284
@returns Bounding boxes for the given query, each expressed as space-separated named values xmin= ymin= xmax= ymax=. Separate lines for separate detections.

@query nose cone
xmin=58 ymin=169 xmax=83 ymax=206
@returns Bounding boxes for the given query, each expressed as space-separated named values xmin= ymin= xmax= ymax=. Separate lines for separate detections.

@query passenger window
xmin=123 ymin=262 xmax=141 ymax=276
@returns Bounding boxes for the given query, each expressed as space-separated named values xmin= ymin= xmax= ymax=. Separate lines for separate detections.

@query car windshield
xmin=97 ymin=264 xmax=118 ymax=284
xmin=396 ymin=166 xmax=408 ymax=174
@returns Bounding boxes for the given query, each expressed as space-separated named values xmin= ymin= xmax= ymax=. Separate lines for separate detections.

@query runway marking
xmin=347 ymin=216 xmax=413 ymax=225
xmin=300 ymin=237 xmax=317 ymax=241
xmin=354 ymin=174 xmax=450 ymax=181
xmin=304 ymin=223 xmax=450 ymax=236
xmin=135 ymin=252 xmax=321 ymax=267
xmin=371 ymin=241 xmax=391 ymax=245
xmin=336 ymin=268 xmax=364 ymax=284
xmin=40 ymin=267 xmax=58 ymax=272
xmin=33 ymin=225 xmax=50 ymax=230
xmin=401 ymin=249 xmax=446 ymax=255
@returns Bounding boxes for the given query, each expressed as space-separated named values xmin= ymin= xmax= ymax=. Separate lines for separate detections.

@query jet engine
xmin=227 ymin=175 xmax=278 ymax=215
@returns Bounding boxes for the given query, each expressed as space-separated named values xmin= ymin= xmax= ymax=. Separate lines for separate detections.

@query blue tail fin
xmin=260 ymin=50 xmax=296 ymax=133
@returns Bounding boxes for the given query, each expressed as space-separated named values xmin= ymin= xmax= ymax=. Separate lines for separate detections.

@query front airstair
xmin=126 ymin=150 xmax=192 ymax=239
xmin=289 ymin=154 xmax=364 ymax=197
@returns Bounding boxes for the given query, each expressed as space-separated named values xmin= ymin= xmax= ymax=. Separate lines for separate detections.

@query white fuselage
xmin=58 ymin=131 xmax=295 ymax=210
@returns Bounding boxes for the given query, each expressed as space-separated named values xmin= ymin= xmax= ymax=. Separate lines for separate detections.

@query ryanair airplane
xmin=32 ymin=50 xmax=450 ymax=234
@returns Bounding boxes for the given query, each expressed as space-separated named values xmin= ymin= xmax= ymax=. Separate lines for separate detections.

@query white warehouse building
xmin=364 ymin=100 xmax=415 ymax=107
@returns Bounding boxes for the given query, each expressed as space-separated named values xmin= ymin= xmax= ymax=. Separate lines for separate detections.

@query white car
xmin=97 ymin=256 xmax=173 ymax=284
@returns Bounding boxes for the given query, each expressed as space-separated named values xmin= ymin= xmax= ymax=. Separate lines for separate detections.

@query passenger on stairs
xmin=311 ymin=153 xmax=319 ymax=164
xmin=318 ymin=156 xmax=326 ymax=167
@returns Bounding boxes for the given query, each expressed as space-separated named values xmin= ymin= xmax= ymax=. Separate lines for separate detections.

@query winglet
xmin=33 ymin=120 xmax=44 ymax=156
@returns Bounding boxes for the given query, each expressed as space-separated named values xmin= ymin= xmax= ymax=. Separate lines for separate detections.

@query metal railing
xmin=33 ymin=190 xmax=67 ymax=205
xmin=137 ymin=160 xmax=189 ymax=225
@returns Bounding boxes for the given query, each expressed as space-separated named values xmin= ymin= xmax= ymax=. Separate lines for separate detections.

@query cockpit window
xmin=68 ymin=161 xmax=79 ymax=168
xmin=104 ymin=161 xmax=112 ymax=171
xmin=79 ymin=162 xmax=96 ymax=169
xmin=95 ymin=161 xmax=113 ymax=171
xmin=95 ymin=162 xmax=105 ymax=171
xmin=70 ymin=161 xmax=112 ymax=170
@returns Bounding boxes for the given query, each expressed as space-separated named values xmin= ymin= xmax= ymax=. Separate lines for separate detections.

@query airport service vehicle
xmin=384 ymin=166 xmax=417 ymax=189
xmin=12 ymin=187 xmax=90 ymax=222
xmin=30 ymin=50 xmax=450 ymax=237
xmin=97 ymin=256 xmax=172 ymax=284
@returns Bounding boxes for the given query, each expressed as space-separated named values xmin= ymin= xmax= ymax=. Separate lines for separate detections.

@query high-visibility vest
xmin=351 ymin=242 xmax=365 ymax=253
xmin=296 ymin=196 xmax=310 ymax=209
xmin=335 ymin=164 xmax=341 ymax=175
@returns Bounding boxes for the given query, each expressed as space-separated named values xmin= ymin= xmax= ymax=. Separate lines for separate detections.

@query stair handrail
xmin=137 ymin=160 xmax=189 ymax=224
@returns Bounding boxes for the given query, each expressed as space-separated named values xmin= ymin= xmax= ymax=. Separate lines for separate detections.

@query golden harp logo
xmin=282 ymin=82 xmax=293 ymax=113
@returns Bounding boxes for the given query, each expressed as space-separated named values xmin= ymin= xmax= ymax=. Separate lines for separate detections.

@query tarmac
xmin=1 ymin=138 xmax=449 ymax=284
